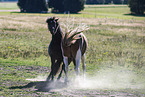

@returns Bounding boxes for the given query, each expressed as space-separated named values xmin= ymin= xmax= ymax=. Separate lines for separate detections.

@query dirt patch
xmin=1 ymin=64 xmax=145 ymax=96
xmin=9 ymin=80 xmax=145 ymax=97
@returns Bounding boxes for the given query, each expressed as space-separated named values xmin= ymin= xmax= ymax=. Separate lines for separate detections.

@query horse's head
xmin=46 ymin=17 xmax=59 ymax=35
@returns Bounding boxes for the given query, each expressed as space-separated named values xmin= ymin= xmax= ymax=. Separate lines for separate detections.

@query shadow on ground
xmin=9 ymin=81 xmax=67 ymax=92
xmin=124 ymin=13 xmax=145 ymax=17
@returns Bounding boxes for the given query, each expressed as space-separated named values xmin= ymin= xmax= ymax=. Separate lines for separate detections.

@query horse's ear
xmin=55 ymin=18 xmax=59 ymax=21
xmin=53 ymin=17 xmax=55 ymax=20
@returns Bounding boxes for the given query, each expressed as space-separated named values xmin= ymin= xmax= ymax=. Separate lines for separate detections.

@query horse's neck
xmin=52 ymin=28 xmax=63 ymax=44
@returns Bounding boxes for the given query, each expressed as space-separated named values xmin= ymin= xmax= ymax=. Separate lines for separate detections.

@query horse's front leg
xmin=56 ymin=60 xmax=63 ymax=80
xmin=46 ymin=71 xmax=52 ymax=81
xmin=63 ymin=56 xmax=69 ymax=83
xmin=57 ymin=64 xmax=64 ymax=80
xmin=47 ymin=57 xmax=55 ymax=81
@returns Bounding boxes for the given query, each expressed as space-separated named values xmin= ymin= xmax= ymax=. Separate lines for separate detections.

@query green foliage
xmin=128 ymin=0 xmax=145 ymax=15
xmin=17 ymin=0 xmax=48 ymax=13
xmin=48 ymin=0 xmax=85 ymax=13
xmin=64 ymin=0 xmax=85 ymax=13
xmin=17 ymin=0 xmax=26 ymax=12
xmin=48 ymin=0 xmax=64 ymax=13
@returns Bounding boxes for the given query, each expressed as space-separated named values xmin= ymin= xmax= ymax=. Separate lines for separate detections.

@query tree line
xmin=48 ymin=0 xmax=85 ymax=13
xmin=86 ymin=0 xmax=128 ymax=4
xmin=17 ymin=0 xmax=145 ymax=15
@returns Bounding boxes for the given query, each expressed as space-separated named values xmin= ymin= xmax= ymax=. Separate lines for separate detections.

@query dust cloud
xmin=72 ymin=68 xmax=144 ymax=90
xmin=26 ymin=67 xmax=144 ymax=91
xmin=26 ymin=75 xmax=47 ymax=81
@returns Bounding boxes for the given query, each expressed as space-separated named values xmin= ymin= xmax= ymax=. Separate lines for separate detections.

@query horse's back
xmin=65 ymin=33 xmax=87 ymax=58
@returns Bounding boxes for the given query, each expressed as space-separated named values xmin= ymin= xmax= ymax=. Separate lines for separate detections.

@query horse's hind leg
xmin=58 ymin=59 xmax=72 ymax=81
xmin=75 ymin=48 xmax=81 ymax=76
xmin=63 ymin=56 xmax=69 ymax=83
xmin=81 ymin=54 xmax=86 ymax=80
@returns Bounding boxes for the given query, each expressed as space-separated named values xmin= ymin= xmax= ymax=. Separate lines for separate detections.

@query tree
xmin=48 ymin=0 xmax=85 ymax=13
xmin=17 ymin=0 xmax=48 ymax=13
xmin=112 ymin=0 xmax=122 ymax=4
xmin=128 ymin=0 xmax=145 ymax=15
xmin=17 ymin=0 xmax=27 ymax=12
xmin=48 ymin=0 xmax=64 ymax=13
xmin=64 ymin=0 xmax=85 ymax=13
xmin=86 ymin=0 xmax=98 ymax=4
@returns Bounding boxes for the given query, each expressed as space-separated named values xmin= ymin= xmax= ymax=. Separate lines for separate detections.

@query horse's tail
xmin=62 ymin=30 xmax=83 ymax=47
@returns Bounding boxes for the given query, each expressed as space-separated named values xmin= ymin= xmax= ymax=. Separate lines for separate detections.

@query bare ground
xmin=4 ymin=66 xmax=144 ymax=97
xmin=9 ymin=80 xmax=145 ymax=97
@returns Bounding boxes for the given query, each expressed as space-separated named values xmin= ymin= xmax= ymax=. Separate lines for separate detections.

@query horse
xmin=62 ymin=30 xmax=88 ymax=82
xmin=46 ymin=17 xmax=65 ymax=81
xmin=46 ymin=17 xmax=88 ymax=83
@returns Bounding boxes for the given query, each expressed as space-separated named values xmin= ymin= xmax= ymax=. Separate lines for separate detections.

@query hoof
xmin=57 ymin=78 xmax=61 ymax=81
xmin=46 ymin=77 xmax=50 ymax=82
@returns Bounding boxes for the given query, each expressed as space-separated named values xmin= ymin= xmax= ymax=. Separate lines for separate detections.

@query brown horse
xmin=62 ymin=31 xmax=88 ymax=82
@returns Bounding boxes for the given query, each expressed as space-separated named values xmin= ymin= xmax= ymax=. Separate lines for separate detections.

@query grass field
xmin=0 ymin=2 xmax=145 ymax=96
xmin=0 ymin=2 xmax=18 ymax=10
